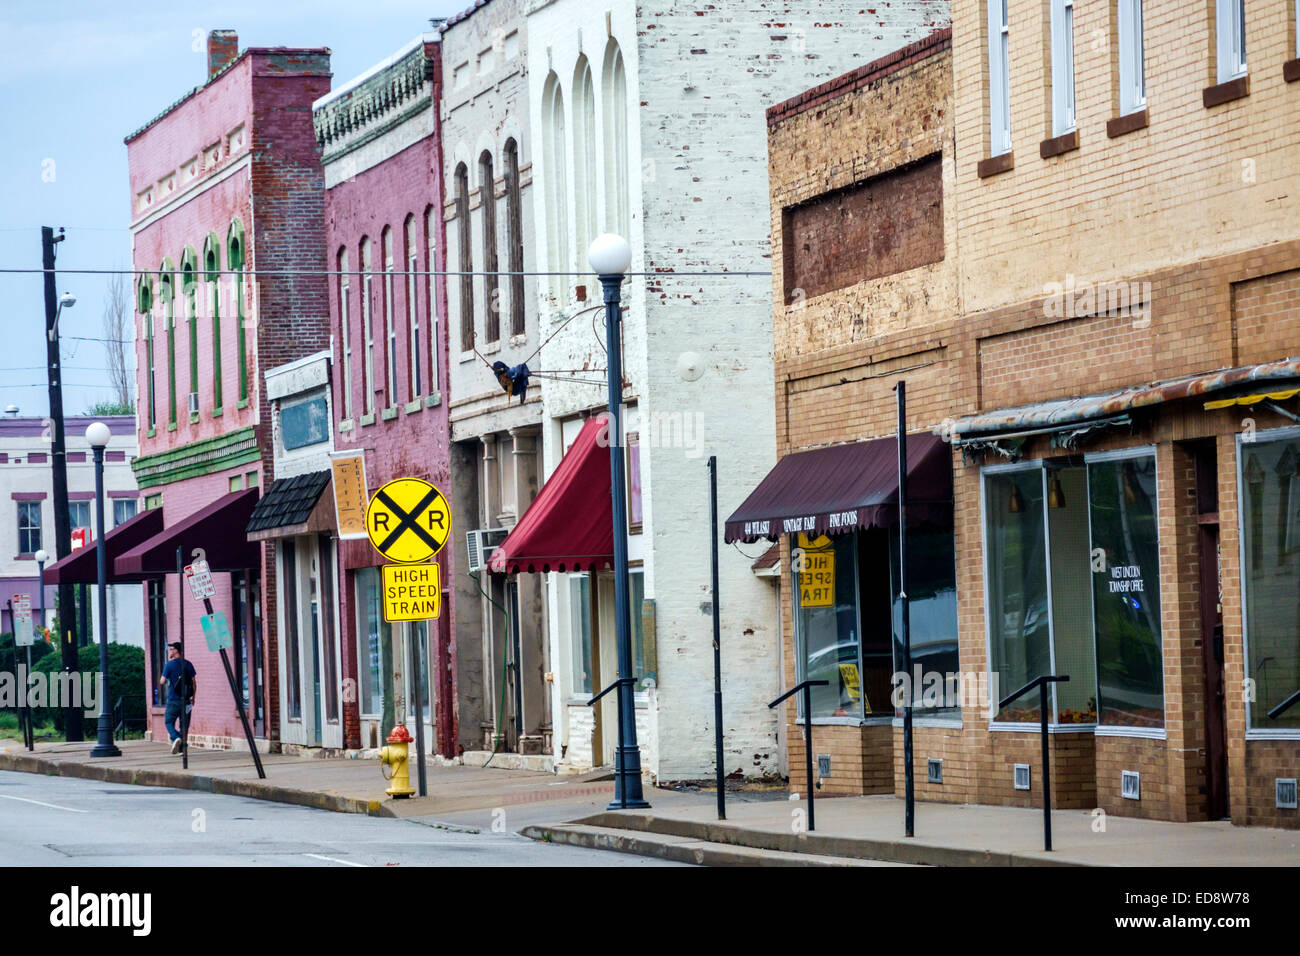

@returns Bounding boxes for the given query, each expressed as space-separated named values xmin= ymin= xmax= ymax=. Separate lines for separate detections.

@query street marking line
xmin=304 ymin=853 xmax=367 ymax=867
xmin=0 ymin=794 xmax=89 ymax=813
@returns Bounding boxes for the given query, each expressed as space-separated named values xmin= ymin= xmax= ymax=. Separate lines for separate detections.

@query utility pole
xmin=43 ymin=226 xmax=83 ymax=742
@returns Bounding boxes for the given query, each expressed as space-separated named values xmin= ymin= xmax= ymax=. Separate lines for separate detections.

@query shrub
xmin=31 ymin=642 xmax=146 ymax=732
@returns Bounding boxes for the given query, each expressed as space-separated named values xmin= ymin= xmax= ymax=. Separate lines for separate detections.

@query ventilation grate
xmin=927 ymin=758 xmax=942 ymax=784
xmin=1013 ymin=763 xmax=1030 ymax=790
xmin=817 ymin=754 xmax=831 ymax=778
xmin=1277 ymin=778 xmax=1298 ymax=810
xmin=1121 ymin=770 xmax=1141 ymax=800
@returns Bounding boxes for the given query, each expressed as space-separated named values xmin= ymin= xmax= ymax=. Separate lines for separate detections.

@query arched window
xmin=138 ymin=277 xmax=156 ymax=431
xmin=503 ymin=139 xmax=526 ymax=338
xmin=541 ymin=72 xmax=569 ymax=306
xmin=382 ymin=226 xmax=397 ymax=408
xmin=602 ymin=40 xmax=630 ymax=237
xmin=455 ymin=163 xmax=474 ymax=351
xmin=158 ymin=260 xmax=177 ymax=428
xmin=573 ymin=56 xmax=597 ymax=280
xmin=360 ymin=237 xmax=375 ymax=416
xmin=337 ymin=247 xmax=353 ymax=421
xmin=227 ymin=220 xmax=248 ymax=404
xmin=404 ymin=215 xmax=421 ymax=398
xmin=479 ymin=151 xmax=500 ymax=343
xmin=179 ymin=246 xmax=199 ymax=419
xmin=425 ymin=205 xmax=440 ymax=394
xmin=202 ymin=233 xmax=223 ymax=411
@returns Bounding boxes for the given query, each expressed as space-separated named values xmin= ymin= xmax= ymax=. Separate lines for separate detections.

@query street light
xmin=48 ymin=292 xmax=76 ymax=342
xmin=85 ymin=420 xmax=121 ymax=758
xmin=588 ymin=233 xmax=649 ymax=809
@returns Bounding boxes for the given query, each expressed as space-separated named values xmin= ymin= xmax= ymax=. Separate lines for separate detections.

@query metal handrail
xmin=586 ymin=677 xmax=635 ymax=708
xmin=768 ymin=680 xmax=829 ymax=831
xmin=1267 ymin=687 xmax=1300 ymax=720
xmin=998 ymin=673 xmax=1070 ymax=852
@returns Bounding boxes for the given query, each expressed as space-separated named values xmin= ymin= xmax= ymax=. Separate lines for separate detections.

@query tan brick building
xmin=739 ymin=2 xmax=1300 ymax=828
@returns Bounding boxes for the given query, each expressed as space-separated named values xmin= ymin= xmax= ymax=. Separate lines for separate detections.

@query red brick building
xmin=121 ymin=31 xmax=331 ymax=749
xmin=312 ymin=34 xmax=457 ymax=754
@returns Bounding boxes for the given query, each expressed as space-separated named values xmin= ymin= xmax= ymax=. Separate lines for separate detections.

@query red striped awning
xmin=489 ymin=416 xmax=613 ymax=574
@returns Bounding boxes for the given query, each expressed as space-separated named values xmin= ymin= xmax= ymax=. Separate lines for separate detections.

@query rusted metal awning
xmin=948 ymin=356 xmax=1300 ymax=459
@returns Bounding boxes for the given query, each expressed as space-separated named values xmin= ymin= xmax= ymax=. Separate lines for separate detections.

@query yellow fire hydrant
xmin=378 ymin=724 xmax=416 ymax=798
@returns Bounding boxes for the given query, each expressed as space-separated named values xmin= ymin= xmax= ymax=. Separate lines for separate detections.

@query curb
xmin=546 ymin=812 xmax=1086 ymax=867
xmin=0 ymin=752 xmax=391 ymax=817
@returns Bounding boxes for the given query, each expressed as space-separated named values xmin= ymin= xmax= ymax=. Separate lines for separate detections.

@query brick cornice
xmin=766 ymin=27 xmax=952 ymax=126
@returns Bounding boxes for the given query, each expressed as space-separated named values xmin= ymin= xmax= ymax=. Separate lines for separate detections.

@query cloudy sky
xmin=0 ymin=0 xmax=463 ymax=417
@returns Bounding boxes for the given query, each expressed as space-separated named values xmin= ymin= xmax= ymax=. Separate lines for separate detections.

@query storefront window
xmin=890 ymin=524 xmax=960 ymax=718
xmin=1089 ymin=454 xmax=1163 ymax=728
xmin=1240 ymin=433 xmax=1300 ymax=731
xmin=630 ymin=569 xmax=652 ymax=689
xmin=569 ymin=574 xmax=593 ymax=696
xmin=794 ymin=533 xmax=861 ymax=718
xmin=985 ymin=468 xmax=1052 ymax=722
xmin=1048 ymin=466 xmax=1098 ymax=723
xmin=283 ymin=540 xmax=302 ymax=721
xmin=356 ymin=567 xmax=395 ymax=733
xmin=318 ymin=536 xmax=338 ymax=724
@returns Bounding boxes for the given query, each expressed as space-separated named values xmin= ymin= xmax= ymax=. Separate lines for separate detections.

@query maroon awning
xmin=116 ymin=489 xmax=261 ymax=576
xmin=489 ymin=416 xmax=614 ymax=574
xmin=724 ymin=432 xmax=952 ymax=543
xmin=43 ymin=507 xmax=165 ymax=584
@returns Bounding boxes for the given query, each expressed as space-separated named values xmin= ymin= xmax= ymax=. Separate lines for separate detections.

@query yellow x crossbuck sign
xmin=365 ymin=478 xmax=451 ymax=564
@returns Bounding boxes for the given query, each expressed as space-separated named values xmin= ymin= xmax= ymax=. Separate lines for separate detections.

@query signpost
xmin=185 ymin=549 xmax=264 ymax=779
xmin=366 ymin=477 xmax=452 ymax=798
xmin=9 ymin=597 xmax=32 ymax=749
xmin=12 ymin=594 xmax=33 ymax=647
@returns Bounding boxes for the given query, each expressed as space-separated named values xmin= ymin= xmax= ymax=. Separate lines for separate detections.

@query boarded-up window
xmin=782 ymin=154 xmax=943 ymax=305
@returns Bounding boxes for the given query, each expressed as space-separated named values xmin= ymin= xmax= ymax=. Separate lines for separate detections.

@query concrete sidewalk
xmin=0 ymin=736 xmax=625 ymax=822
xmin=524 ymin=793 xmax=1300 ymax=867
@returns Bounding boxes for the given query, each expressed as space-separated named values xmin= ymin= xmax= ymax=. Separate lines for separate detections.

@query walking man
xmin=161 ymin=642 xmax=197 ymax=755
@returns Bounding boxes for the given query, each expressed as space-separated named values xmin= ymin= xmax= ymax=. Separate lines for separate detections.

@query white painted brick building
xmin=524 ymin=0 xmax=949 ymax=780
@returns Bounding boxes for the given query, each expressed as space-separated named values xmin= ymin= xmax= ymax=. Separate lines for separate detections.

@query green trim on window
xmin=236 ymin=398 xmax=248 ymax=410
xmin=205 ymin=233 xmax=223 ymax=413
xmin=228 ymin=220 xmax=248 ymax=405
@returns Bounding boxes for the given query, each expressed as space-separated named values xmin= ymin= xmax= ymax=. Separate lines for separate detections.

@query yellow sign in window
xmin=799 ymin=547 xmax=835 ymax=607
xmin=382 ymin=562 xmax=442 ymax=623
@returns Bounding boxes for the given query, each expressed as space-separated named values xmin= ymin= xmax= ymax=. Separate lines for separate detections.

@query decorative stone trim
xmin=1039 ymin=128 xmax=1079 ymax=159
xmin=1106 ymin=108 xmax=1149 ymax=138
xmin=977 ymin=151 xmax=1014 ymax=179
xmin=131 ymin=426 xmax=259 ymax=489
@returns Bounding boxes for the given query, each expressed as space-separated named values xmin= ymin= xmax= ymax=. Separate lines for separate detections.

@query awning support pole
xmin=896 ymin=379 xmax=915 ymax=839
xmin=709 ymin=455 xmax=725 ymax=820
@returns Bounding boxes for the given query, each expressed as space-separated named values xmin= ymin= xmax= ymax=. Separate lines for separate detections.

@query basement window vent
xmin=1121 ymin=770 xmax=1141 ymax=800
xmin=817 ymin=754 xmax=831 ymax=778
xmin=1277 ymin=778 xmax=1298 ymax=810
xmin=1013 ymin=763 xmax=1030 ymax=791
xmin=927 ymin=758 xmax=942 ymax=784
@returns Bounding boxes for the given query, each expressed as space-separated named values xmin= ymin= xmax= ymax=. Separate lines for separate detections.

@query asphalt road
xmin=0 ymin=771 xmax=679 ymax=867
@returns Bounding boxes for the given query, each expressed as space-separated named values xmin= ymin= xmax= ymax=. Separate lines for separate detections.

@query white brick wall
xmin=528 ymin=0 xmax=950 ymax=780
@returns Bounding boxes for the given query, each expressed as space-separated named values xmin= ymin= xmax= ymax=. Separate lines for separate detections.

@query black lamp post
xmin=588 ymin=233 xmax=649 ymax=810
xmin=86 ymin=421 xmax=121 ymax=758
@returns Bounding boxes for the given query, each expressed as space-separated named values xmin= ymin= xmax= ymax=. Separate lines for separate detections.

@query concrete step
xmin=521 ymin=822 xmax=908 ymax=866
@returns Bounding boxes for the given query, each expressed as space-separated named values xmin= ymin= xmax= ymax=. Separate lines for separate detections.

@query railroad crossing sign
xmin=365 ymin=478 xmax=451 ymax=564
xmin=382 ymin=563 xmax=441 ymax=622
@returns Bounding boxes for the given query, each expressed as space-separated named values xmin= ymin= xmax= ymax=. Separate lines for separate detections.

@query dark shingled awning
xmin=724 ymin=433 xmax=952 ymax=544
xmin=246 ymin=470 xmax=331 ymax=539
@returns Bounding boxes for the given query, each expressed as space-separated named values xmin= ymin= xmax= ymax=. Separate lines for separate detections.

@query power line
xmin=0 ymin=267 xmax=767 ymax=278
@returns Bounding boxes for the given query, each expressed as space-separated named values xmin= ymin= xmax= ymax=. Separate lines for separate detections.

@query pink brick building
xmin=122 ymin=31 xmax=331 ymax=749
xmin=312 ymin=34 xmax=457 ymax=753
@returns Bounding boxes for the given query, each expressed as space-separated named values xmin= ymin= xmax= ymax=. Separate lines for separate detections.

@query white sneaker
xmin=170 ymin=738 xmax=181 ymax=754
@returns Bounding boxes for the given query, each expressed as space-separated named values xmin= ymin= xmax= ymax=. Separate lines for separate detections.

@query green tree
xmin=32 ymin=643 xmax=146 ymax=732
xmin=86 ymin=399 xmax=134 ymax=416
